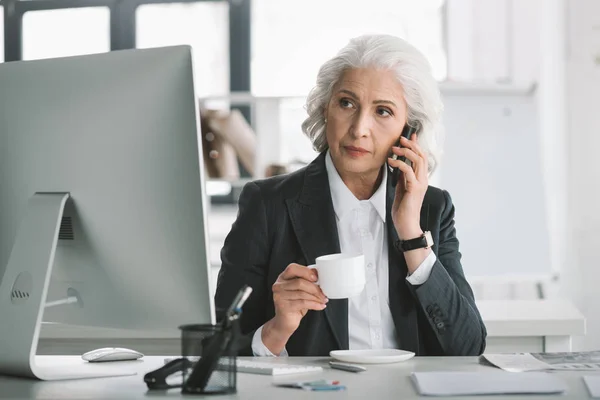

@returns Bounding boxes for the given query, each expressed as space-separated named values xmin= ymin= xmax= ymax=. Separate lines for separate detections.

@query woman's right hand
xmin=261 ymin=263 xmax=328 ymax=354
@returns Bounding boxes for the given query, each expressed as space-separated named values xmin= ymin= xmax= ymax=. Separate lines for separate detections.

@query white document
xmin=584 ymin=376 xmax=600 ymax=398
xmin=481 ymin=351 xmax=600 ymax=372
xmin=411 ymin=371 xmax=567 ymax=396
xmin=480 ymin=354 xmax=552 ymax=372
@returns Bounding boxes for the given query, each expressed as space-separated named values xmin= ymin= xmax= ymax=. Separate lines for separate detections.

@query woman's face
xmin=325 ymin=67 xmax=408 ymax=179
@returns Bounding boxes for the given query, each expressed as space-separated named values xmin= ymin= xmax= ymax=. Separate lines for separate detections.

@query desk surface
xmin=0 ymin=356 xmax=596 ymax=399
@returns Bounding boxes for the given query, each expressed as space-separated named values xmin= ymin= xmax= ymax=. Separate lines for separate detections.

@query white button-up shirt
xmin=252 ymin=151 xmax=437 ymax=355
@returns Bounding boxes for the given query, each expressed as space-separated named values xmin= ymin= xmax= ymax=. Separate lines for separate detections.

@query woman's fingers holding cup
xmin=274 ymin=278 xmax=327 ymax=303
xmin=294 ymin=300 xmax=327 ymax=312
xmin=280 ymin=263 xmax=318 ymax=282
xmin=275 ymin=289 xmax=327 ymax=307
xmin=277 ymin=298 xmax=327 ymax=313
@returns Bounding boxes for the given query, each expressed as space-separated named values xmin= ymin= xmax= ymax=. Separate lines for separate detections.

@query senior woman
xmin=215 ymin=34 xmax=486 ymax=357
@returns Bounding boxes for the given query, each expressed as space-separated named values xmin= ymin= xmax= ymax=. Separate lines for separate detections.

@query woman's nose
xmin=351 ymin=112 xmax=373 ymax=137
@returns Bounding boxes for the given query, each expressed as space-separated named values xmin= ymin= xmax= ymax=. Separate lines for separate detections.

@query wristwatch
xmin=395 ymin=231 xmax=434 ymax=252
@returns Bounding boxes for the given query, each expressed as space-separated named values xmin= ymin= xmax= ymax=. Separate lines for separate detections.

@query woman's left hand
xmin=388 ymin=134 xmax=429 ymax=240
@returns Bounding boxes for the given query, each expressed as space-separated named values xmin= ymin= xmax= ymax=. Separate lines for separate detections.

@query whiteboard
xmin=438 ymin=92 xmax=551 ymax=276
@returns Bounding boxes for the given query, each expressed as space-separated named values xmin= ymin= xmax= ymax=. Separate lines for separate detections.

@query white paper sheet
xmin=480 ymin=353 xmax=550 ymax=372
xmin=411 ymin=371 xmax=567 ymax=397
xmin=584 ymin=376 xmax=600 ymax=398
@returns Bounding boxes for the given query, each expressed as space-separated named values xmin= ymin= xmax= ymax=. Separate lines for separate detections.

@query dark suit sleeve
xmin=214 ymin=182 xmax=270 ymax=355
xmin=408 ymin=190 xmax=487 ymax=356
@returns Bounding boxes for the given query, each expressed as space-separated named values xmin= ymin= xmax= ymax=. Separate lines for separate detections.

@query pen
xmin=329 ymin=361 xmax=367 ymax=373
xmin=276 ymin=379 xmax=346 ymax=391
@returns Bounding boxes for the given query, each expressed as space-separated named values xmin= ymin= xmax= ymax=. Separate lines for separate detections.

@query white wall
xmin=445 ymin=0 xmax=569 ymax=280
xmin=446 ymin=0 xmax=540 ymax=85
xmin=537 ymin=0 xmax=569 ymax=290
xmin=562 ymin=0 xmax=600 ymax=351
xmin=446 ymin=0 xmax=582 ymax=285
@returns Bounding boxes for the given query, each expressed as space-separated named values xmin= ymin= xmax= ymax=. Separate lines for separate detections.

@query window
xmin=136 ymin=2 xmax=230 ymax=98
xmin=252 ymin=0 xmax=446 ymax=96
xmin=22 ymin=7 xmax=110 ymax=61
xmin=0 ymin=5 xmax=4 ymax=63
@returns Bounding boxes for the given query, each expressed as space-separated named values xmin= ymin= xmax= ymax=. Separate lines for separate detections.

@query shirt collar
xmin=325 ymin=150 xmax=387 ymax=222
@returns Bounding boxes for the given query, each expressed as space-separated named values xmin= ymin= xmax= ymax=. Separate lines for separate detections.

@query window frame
xmin=2 ymin=0 xmax=250 ymax=95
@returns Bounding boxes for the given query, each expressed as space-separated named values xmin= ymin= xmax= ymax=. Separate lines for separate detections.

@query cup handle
xmin=307 ymin=264 xmax=319 ymax=285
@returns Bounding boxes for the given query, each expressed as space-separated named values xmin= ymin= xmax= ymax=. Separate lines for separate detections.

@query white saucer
xmin=329 ymin=349 xmax=415 ymax=364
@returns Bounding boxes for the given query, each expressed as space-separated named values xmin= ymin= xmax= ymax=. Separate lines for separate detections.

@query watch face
xmin=424 ymin=231 xmax=434 ymax=248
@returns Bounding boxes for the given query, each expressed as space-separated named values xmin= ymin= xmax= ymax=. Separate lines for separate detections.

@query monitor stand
xmin=0 ymin=193 xmax=135 ymax=380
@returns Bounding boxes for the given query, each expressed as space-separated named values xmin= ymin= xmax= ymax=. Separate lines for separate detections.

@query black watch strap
xmin=394 ymin=231 xmax=433 ymax=252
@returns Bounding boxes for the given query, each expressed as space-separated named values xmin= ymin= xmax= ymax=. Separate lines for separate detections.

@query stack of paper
xmin=411 ymin=371 xmax=567 ymax=396
xmin=481 ymin=351 xmax=600 ymax=372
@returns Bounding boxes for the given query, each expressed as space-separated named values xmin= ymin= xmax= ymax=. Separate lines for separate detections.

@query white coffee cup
xmin=308 ymin=253 xmax=366 ymax=299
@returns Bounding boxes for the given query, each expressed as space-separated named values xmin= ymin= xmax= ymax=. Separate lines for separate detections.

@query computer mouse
xmin=82 ymin=347 xmax=144 ymax=362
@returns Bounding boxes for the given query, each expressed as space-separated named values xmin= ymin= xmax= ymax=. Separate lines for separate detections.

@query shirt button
xmin=371 ymin=296 xmax=377 ymax=302
xmin=375 ymin=333 xmax=381 ymax=339
xmin=367 ymin=263 xmax=373 ymax=269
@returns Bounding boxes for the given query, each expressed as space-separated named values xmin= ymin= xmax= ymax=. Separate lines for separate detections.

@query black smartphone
xmin=389 ymin=124 xmax=417 ymax=187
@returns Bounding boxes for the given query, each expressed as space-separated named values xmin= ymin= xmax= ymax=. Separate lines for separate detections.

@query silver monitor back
xmin=0 ymin=46 xmax=215 ymax=333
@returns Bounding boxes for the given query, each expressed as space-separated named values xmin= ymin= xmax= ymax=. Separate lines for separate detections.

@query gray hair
xmin=301 ymin=34 xmax=444 ymax=173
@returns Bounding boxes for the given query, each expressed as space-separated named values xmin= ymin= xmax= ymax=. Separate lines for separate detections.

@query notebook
xmin=411 ymin=371 xmax=567 ymax=396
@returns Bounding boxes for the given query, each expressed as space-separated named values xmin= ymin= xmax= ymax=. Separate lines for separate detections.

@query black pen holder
xmin=180 ymin=323 xmax=237 ymax=395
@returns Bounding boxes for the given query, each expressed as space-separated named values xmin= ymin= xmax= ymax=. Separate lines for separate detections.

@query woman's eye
xmin=339 ymin=98 xmax=354 ymax=109
xmin=377 ymin=107 xmax=392 ymax=117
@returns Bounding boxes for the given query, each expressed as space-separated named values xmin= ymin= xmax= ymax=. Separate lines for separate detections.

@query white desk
xmin=478 ymin=300 xmax=586 ymax=353
xmin=0 ymin=356 xmax=593 ymax=399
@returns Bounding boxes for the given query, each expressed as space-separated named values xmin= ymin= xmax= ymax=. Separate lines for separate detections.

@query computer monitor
xmin=0 ymin=46 xmax=214 ymax=380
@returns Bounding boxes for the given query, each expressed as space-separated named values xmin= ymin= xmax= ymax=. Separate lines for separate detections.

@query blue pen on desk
xmin=304 ymin=380 xmax=345 ymax=392
xmin=308 ymin=385 xmax=346 ymax=392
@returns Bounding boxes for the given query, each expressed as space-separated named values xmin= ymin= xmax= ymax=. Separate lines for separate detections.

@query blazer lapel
xmin=386 ymin=177 xmax=431 ymax=354
xmin=285 ymin=152 xmax=348 ymax=350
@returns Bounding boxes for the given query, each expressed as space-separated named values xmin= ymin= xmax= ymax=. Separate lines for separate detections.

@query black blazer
xmin=214 ymin=151 xmax=487 ymax=356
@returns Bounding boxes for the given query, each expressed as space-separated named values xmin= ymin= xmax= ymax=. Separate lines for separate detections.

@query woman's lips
xmin=344 ymin=146 xmax=369 ymax=157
